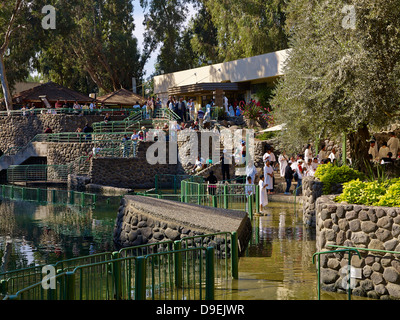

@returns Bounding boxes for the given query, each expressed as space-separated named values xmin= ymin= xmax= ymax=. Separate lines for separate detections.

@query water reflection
xmin=226 ymin=202 xmax=319 ymax=300
xmin=0 ymin=197 xmax=120 ymax=273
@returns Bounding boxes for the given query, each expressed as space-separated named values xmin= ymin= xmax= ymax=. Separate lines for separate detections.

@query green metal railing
xmin=312 ymin=248 xmax=361 ymax=300
xmin=180 ymin=179 xmax=259 ymax=219
xmin=0 ymin=184 xmax=97 ymax=207
xmin=4 ymin=247 xmax=216 ymax=301
xmin=0 ymin=107 xmax=136 ymax=118
xmin=314 ymin=245 xmax=400 ymax=300
xmin=92 ymin=108 xmax=180 ymax=133
xmin=1 ymin=231 xmax=238 ymax=300
xmin=154 ymin=174 xmax=194 ymax=194
xmin=7 ymin=164 xmax=72 ymax=183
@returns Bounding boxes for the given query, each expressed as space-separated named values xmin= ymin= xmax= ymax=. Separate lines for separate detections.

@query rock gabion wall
xmin=316 ymin=195 xmax=400 ymax=300
xmin=0 ymin=114 xmax=125 ymax=153
xmin=302 ymin=176 xmax=343 ymax=228
xmin=113 ymin=195 xmax=252 ymax=256
xmin=302 ymin=177 xmax=323 ymax=227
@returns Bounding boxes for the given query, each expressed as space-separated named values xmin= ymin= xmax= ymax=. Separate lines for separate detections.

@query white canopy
xmin=259 ymin=123 xmax=286 ymax=133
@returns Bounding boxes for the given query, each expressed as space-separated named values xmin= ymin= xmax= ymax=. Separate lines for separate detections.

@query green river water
xmin=0 ymin=196 xmax=368 ymax=300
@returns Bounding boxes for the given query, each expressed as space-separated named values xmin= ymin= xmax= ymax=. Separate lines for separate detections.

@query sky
xmin=132 ymin=1 xmax=157 ymax=78
xmin=132 ymin=1 xmax=195 ymax=79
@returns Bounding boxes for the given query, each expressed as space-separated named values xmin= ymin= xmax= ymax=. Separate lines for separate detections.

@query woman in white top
xmin=187 ymin=99 xmax=195 ymax=120
xmin=278 ymin=151 xmax=288 ymax=178
xmin=245 ymin=160 xmax=257 ymax=185
xmin=304 ymin=144 xmax=313 ymax=163
xmin=263 ymin=158 xmax=274 ymax=195
xmin=328 ymin=148 xmax=337 ymax=164
xmin=258 ymin=175 xmax=268 ymax=212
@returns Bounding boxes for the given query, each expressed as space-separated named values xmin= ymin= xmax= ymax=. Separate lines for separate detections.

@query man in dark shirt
xmin=205 ymin=171 xmax=218 ymax=195
xmin=284 ymin=161 xmax=294 ymax=195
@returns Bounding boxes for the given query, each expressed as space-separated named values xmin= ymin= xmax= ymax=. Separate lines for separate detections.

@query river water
xmin=0 ymin=196 xmax=367 ymax=300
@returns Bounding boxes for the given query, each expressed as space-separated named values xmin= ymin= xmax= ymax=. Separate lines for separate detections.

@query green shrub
xmin=255 ymin=131 xmax=277 ymax=140
xmin=337 ymin=178 xmax=400 ymax=207
xmin=314 ymin=163 xmax=365 ymax=195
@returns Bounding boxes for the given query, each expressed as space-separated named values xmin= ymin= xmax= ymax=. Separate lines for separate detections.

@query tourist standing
xmin=318 ymin=145 xmax=329 ymax=162
xmin=295 ymin=159 xmax=304 ymax=196
xmin=328 ymin=148 xmax=337 ymax=164
xmin=122 ymin=134 xmax=131 ymax=158
xmin=146 ymin=97 xmax=154 ymax=119
xmin=245 ymin=160 xmax=257 ymax=186
xmin=133 ymin=101 xmax=141 ymax=110
xmin=278 ymin=151 xmax=289 ymax=178
xmin=197 ymin=107 xmax=205 ymax=127
xmin=187 ymin=99 xmax=195 ymax=121
xmin=258 ymin=175 xmax=268 ymax=212
xmin=221 ymin=150 xmax=231 ymax=182
xmin=284 ymin=161 xmax=294 ymax=195
xmin=263 ymin=157 xmax=274 ymax=195
xmin=378 ymin=142 xmax=390 ymax=161
xmin=368 ymin=141 xmax=379 ymax=163
xmin=304 ymin=144 xmax=313 ymax=163
xmin=205 ymin=170 xmax=218 ymax=196
xmin=387 ymin=132 xmax=399 ymax=159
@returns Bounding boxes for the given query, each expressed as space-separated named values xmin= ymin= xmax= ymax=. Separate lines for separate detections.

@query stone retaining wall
xmin=0 ymin=114 xmax=126 ymax=153
xmin=302 ymin=176 xmax=343 ymax=228
xmin=316 ymin=195 xmax=400 ymax=300
xmin=113 ymin=195 xmax=252 ymax=256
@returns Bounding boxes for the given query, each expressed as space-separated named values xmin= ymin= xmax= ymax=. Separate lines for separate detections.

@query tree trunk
xmin=0 ymin=53 xmax=13 ymax=111
xmin=348 ymin=124 xmax=370 ymax=173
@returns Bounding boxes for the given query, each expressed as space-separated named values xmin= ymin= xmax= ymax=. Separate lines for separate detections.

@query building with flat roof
xmin=153 ymin=49 xmax=290 ymax=109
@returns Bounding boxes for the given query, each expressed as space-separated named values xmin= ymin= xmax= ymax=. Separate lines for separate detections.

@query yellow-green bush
xmin=314 ymin=163 xmax=365 ymax=195
xmin=336 ymin=178 xmax=400 ymax=207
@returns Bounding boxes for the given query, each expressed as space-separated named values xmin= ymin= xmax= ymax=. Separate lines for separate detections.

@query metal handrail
xmin=312 ymin=248 xmax=361 ymax=300
xmin=1 ymin=232 xmax=238 ymax=299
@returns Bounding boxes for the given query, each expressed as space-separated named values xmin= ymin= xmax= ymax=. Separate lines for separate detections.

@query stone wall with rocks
xmin=0 ymin=114 xmax=125 ymax=153
xmin=46 ymin=142 xmax=94 ymax=165
xmin=302 ymin=176 xmax=343 ymax=228
xmin=316 ymin=195 xmax=400 ymax=300
xmin=113 ymin=195 xmax=252 ymax=256
xmin=89 ymin=141 xmax=181 ymax=189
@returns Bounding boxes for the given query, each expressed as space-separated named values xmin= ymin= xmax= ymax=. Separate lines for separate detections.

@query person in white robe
xmin=263 ymin=158 xmax=274 ymax=195
xmin=246 ymin=160 xmax=257 ymax=184
xmin=278 ymin=151 xmax=288 ymax=178
xmin=304 ymin=144 xmax=313 ymax=163
xmin=258 ymin=175 xmax=268 ymax=212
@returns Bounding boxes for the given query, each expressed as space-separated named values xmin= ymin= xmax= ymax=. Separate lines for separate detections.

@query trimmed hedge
xmin=314 ymin=163 xmax=365 ymax=195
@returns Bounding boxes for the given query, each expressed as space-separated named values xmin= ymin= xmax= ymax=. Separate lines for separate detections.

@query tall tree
xmin=203 ymin=0 xmax=288 ymax=61
xmin=140 ymin=0 xmax=192 ymax=74
xmin=37 ymin=0 xmax=143 ymax=94
xmin=0 ymin=0 xmax=42 ymax=110
xmin=188 ymin=2 xmax=219 ymax=66
xmin=271 ymin=0 xmax=400 ymax=171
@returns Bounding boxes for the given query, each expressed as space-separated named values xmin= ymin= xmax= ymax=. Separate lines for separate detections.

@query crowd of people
xmin=252 ymin=134 xmax=400 ymax=212
xmin=368 ymin=133 xmax=400 ymax=164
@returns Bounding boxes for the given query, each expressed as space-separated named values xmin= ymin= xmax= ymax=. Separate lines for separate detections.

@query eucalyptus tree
xmin=202 ymin=0 xmax=288 ymax=61
xmin=271 ymin=0 xmax=400 ymax=170
xmin=0 ymin=0 xmax=43 ymax=110
xmin=37 ymin=0 xmax=143 ymax=94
